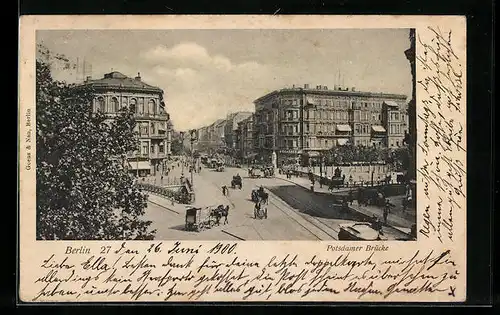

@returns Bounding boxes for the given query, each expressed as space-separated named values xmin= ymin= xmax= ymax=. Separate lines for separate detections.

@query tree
xmin=170 ymin=138 xmax=185 ymax=155
xmin=36 ymin=48 xmax=155 ymax=240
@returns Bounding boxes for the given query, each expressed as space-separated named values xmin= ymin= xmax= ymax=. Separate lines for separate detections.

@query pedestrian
xmin=222 ymin=185 xmax=227 ymax=196
xmin=402 ymin=197 xmax=408 ymax=212
xmin=348 ymin=190 xmax=354 ymax=205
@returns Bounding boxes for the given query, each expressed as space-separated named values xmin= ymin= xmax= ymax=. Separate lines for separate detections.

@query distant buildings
xmin=252 ymin=84 xmax=408 ymax=165
xmin=194 ymin=86 xmax=409 ymax=168
xmin=83 ymin=71 xmax=172 ymax=176
xmin=224 ymin=111 xmax=253 ymax=149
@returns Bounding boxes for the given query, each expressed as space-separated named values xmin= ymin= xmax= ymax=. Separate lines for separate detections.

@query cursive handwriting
xmin=416 ymin=25 xmax=466 ymax=244
xmin=27 ymin=245 xmax=462 ymax=302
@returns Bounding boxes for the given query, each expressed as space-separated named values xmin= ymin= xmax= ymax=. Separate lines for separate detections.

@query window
xmin=138 ymin=98 xmax=144 ymax=115
xmin=396 ymin=141 xmax=400 ymax=147
xmin=305 ymin=140 xmax=309 ymax=148
xmin=151 ymin=144 xmax=155 ymax=154
xmin=122 ymin=97 xmax=128 ymax=110
xmin=150 ymin=123 xmax=155 ymax=135
xmin=140 ymin=124 xmax=149 ymax=136
xmin=129 ymin=98 xmax=137 ymax=113
xmin=97 ymin=97 xmax=105 ymax=112
xmin=141 ymin=143 xmax=149 ymax=155
xmin=111 ymin=97 xmax=119 ymax=112
xmin=149 ymin=99 xmax=156 ymax=115
xmin=159 ymin=142 xmax=164 ymax=153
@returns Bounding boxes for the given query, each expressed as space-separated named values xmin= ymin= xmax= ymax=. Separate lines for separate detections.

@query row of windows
xmin=389 ymin=112 xmax=402 ymax=121
xmin=280 ymin=97 xmax=398 ymax=110
xmin=389 ymin=124 xmax=406 ymax=134
xmin=136 ymin=122 xmax=167 ymax=136
xmin=304 ymin=110 xmax=349 ymax=120
xmin=94 ymin=96 xmax=161 ymax=115
xmin=139 ymin=141 xmax=167 ymax=155
xmin=281 ymin=97 xmax=402 ymax=110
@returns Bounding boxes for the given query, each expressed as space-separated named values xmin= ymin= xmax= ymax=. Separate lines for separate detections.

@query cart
xmin=231 ymin=175 xmax=242 ymax=189
xmin=185 ymin=206 xmax=217 ymax=232
xmin=254 ymin=201 xmax=268 ymax=219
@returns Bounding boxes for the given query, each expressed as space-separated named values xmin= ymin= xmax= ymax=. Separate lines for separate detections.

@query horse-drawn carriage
xmin=251 ymin=187 xmax=269 ymax=219
xmin=215 ymin=161 xmax=225 ymax=172
xmin=231 ymin=175 xmax=242 ymax=189
xmin=185 ymin=204 xmax=230 ymax=232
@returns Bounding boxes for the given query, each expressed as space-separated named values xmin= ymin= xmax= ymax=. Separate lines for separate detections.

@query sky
xmin=37 ymin=29 xmax=412 ymax=131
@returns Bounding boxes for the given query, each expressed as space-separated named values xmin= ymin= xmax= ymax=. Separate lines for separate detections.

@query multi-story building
xmin=253 ymin=84 xmax=408 ymax=165
xmin=212 ymin=119 xmax=227 ymax=148
xmin=84 ymin=71 xmax=172 ymax=176
xmin=235 ymin=114 xmax=255 ymax=162
xmin=224 ymin=111 xmax=253 ymax=149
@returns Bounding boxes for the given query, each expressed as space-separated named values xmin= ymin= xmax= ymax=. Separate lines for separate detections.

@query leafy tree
xmin=170 ymin=138 xmax=185 ymax=155
xmin=36 ymin=48 xmax=155 ymax=240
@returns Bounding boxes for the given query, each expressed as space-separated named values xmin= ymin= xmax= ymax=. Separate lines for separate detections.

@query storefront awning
xmin=128 ymin=161 xmax=151 ymax=170
xmin=336 ymin=124 xmax=352 ymax=132
xmin=337 ymin=139 xmax=349 ymax=146
xmin=371 ymin=125 xmax=386 ymax=133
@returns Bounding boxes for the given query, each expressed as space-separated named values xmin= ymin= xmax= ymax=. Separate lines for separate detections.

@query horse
xmin=212 ymin=205 xmax=230 ymax=225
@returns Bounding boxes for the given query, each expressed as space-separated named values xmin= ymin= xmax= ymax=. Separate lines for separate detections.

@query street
xmin=142 ymin=165 xmax=410 ymax=241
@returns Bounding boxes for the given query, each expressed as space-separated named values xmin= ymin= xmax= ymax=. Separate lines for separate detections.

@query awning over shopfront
xmin=371 ymin=125 xmax=386 ymax=133
xmin=336 ymin=124 xmax=352 ymax=132
xmin=337 ymin=139 xmax=349 ymax=146
xmin=128 ymin=161 xmax=152 ymax=170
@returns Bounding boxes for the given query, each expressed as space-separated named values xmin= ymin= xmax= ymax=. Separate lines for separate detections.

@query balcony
xmin=134 ymin=112 xmax=170 ymax=120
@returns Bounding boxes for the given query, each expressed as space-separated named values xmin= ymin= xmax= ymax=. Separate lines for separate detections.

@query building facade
xmin=224 ymin=111 xmax=253 ymax=149
xmin=84 ymin=71 xmax=172 ymax=176
xmin=253 ymin=84 xmax=408 ymax=165
xmin=235 ymin=114 xmax=255 ymax=161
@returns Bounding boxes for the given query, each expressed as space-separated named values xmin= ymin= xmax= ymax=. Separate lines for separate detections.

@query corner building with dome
xmin=83 ymin=71 xmax=172 ymax=177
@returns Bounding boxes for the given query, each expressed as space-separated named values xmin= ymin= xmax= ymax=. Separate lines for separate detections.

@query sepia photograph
xmin=36 ymin=28 xmax=417 ymax=242
xmin=19 ymin=15 xmax=468 ymax=303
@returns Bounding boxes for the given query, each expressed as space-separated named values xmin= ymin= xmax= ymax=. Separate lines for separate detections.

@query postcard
xmin=18 ymin=15 xmax=466 ymax=302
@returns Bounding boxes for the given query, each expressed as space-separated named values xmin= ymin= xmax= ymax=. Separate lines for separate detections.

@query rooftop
xmin=254 ymin=84 xmax=408 ymax=104
xmin=83 ymin=71 xmax=163 ymax=93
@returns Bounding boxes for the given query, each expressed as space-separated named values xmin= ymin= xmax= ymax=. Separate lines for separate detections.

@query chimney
xmin=85 ymin=76 xmax=92 ymax=82
xmin=135 ymin=72 xmax=141 ymax=81
xmin=292 ymin=84 xmax=295 ymax=88
xmin=334 ymin=84 xmax=339 ymax=90
xmin=351 ymin=87 xmax=356 ymax=91
xmin=304 ymin=84 xmax=309 ymax=89
xmin=323 ymin=85 xmax=328 ymax=90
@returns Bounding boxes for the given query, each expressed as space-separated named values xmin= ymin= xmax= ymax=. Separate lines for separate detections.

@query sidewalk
xmin=275 ymin=173 xmax=415 ymax=231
